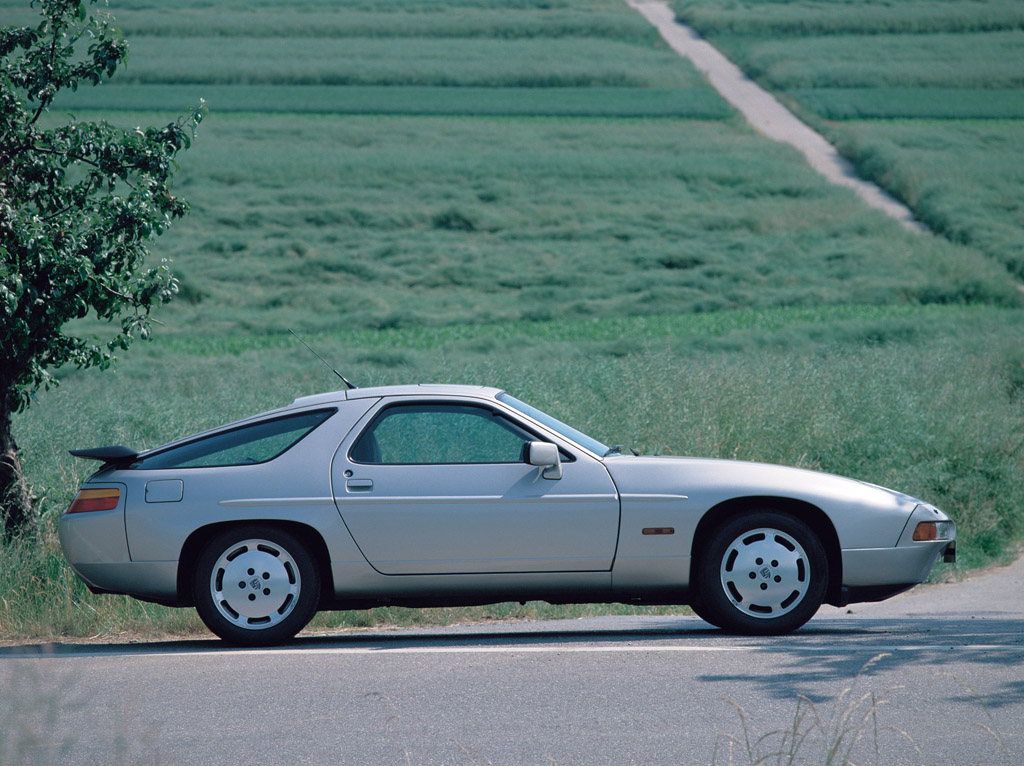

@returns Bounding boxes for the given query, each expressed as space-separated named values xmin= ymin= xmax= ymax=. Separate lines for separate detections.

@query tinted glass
xmin=496 ymin=393 xmax=608 ymax=456
xmin=351 ymin=404 xmax=533 ymax=465
xmin=136 ymin=409 xmax=335 ymax=469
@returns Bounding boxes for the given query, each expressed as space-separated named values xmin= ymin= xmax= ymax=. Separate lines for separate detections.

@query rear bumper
xmin=70 ymin=561 xmax=180 ymax=603
xmin=60 ymin=509 xmax=181 ymax=603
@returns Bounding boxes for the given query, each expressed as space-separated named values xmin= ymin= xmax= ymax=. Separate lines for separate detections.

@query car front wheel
xmin=193 ymin=526 xmax=320 ymax=646
xmin=697 ymin=510 xmax=827 ymax=635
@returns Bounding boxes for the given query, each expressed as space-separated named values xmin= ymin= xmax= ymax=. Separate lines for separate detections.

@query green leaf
xmin=0 ymin=0 xmax=199 ymax=415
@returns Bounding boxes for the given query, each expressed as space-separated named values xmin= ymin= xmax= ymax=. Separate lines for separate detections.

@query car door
xmin=331 ymin=400 xmax=621 ymax=575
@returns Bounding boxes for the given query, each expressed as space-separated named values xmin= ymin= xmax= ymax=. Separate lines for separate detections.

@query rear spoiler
xmin=68 ymin=445 xmax=139 ymax=467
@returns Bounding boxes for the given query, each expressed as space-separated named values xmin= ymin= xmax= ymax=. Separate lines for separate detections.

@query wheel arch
xmin=690 ymin=496 xmax=843 ymax=606
xmin=176 ymin=520 xmax=333 ymax=608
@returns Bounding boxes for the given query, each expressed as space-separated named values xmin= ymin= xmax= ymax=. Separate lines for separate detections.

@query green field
xmin=673 ymin=0 xmax=1024 ymax=279
xmin=59 ymin=113 xmax=1012 ymax=335
xmin=2 ymin=0 xmax=1023 ymax=642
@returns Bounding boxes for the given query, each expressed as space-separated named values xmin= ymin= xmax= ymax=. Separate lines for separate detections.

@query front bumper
xmin=837 ymin=503 xmax=956 ymax=605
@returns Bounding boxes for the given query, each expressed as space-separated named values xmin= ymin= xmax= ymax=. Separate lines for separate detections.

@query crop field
xmin=55 ymin=113 xmax=1013 ymax=335
xmin=672 ymin=0 xmax=1024 ymax=278
xmin=2 ymin=0 xmax=1023 ymax=641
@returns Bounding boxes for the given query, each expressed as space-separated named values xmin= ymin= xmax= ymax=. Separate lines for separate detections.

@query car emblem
xmin=250 ymin=577 xmax=262 ymax=590
xmin=759 ymin=566 xmax=772 ymax=579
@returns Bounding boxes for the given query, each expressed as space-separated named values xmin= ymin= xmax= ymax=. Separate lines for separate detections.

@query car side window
xmin=351 ymin=404 xmax=534 ymax=465
xmin=136 ymin=409 xmax=335 ymax=469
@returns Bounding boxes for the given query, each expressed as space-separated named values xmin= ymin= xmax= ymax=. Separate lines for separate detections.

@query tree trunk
xmin=0 ymin=401 xmax=34 ymax=540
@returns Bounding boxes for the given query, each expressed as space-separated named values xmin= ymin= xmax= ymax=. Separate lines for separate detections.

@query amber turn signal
xmin=67 ymin=488 xmax=120 ymax=514
xmin=912 ymin=521 xmax=938 ymax=541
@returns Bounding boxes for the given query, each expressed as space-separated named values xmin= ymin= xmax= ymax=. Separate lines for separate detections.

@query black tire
xmin=686 ymin=595 xmax=723 ymax=629
xmin=193 ymin=525 xmax=320 ymax=646
xmin=696 ymin=510 xmax=827 ymax=635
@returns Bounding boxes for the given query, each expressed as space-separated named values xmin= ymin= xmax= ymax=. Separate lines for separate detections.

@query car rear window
xmin=135 ymin=409 xmax=335 ymax=469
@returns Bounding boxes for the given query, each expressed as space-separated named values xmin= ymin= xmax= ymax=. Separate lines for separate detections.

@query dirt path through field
xmin=627 ymin=1 xmax=926 ymax=232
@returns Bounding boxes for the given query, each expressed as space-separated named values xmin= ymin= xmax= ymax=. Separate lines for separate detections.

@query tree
xmin=1 ymin=0 xmax=203 ymax=538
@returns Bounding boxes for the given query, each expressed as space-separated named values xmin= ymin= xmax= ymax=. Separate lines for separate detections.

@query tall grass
xmin=713 ymin=655 xmax=914 ymax=766
xmin=747 ymin=32 xmax=1023 ymax=91
xmin=674 ymin=0 xmax=1024 ymax=36
xmin=113 ymin=37 xmax=701 ymax=88
xmin=113 ymin=5 xmax=661 ymax=41
xmin=54 ymin=84 xmax=730 ymax=118
xmin=722 ymin=32 xmax=1024 ymax=91
xmin=789 ymin=89 xmax=1024 ymax=120
xmin=54 ymin=111 xmax=1017 ymax=337
xmin=24 ymin=305 xmax=1024 ymax=560
xmin=830 ymin=121 xmax=1024 ymax=280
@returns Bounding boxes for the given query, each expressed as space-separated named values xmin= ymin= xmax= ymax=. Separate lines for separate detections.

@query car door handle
xmin=346 ymin=478 xmax=373 ymax=492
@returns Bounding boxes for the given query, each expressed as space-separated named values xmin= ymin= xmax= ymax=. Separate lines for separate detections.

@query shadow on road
xmin=3 ymin=616 xmax=1022 ymax=723
xmin=3 ymin=613 xmax=1021 ymax=663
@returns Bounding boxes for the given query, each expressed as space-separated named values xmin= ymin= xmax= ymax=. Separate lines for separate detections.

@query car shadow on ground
xmin=4 ymin=616 xmax=1023 ymax=711
xmin=3 ymin=614 xmax=1022 ymax=662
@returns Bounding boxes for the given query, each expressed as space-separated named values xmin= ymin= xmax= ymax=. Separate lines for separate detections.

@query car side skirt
xmin=329 ymin=563 xmax=612 ymax=601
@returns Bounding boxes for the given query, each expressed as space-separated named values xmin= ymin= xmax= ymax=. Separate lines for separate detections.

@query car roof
xmin=128 ymin=385 xmax=507 ymax=459
xmin=288 ymin=384 xmax=504 ymax=410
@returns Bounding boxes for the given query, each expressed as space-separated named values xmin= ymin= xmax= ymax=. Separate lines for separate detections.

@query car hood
xmin=601 ymin=454 xmax=921 ymax=513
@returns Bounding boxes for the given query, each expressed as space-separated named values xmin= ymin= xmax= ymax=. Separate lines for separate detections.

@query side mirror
xmin=525 ymin=441 xmax=562 ymax=480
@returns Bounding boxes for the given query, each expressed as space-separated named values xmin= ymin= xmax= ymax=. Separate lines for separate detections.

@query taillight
xmin=67 ymin=488 xmax=121 ymax=514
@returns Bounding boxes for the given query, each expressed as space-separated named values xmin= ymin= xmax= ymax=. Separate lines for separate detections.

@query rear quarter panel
xmin=121 ymin=403 xmax=375 ymax=566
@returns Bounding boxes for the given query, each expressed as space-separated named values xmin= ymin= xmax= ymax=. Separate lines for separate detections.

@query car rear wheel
xmin=193 ymin=525 xmax=320 ymax=646
xmin=697 ymin=510 xmax=827 ymax=635
xmin=686 ymin=596 xmax=723 ymax=629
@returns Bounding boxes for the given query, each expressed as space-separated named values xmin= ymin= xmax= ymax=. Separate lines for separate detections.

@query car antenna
xmin=288 ymin=329 xmax=357 ymax=390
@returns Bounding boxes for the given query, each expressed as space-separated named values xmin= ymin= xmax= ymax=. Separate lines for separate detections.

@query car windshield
xmin=496 ymin=393 xmax=609 ymax=457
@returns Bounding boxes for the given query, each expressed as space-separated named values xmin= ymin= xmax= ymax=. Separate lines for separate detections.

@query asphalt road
xmin=2 ymin=556 xmax=1022 ymax=766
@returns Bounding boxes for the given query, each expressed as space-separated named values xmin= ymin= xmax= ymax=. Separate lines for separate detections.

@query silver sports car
xmin=60 ymin=383 xmax=956 ymax=645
